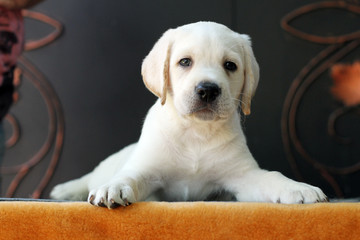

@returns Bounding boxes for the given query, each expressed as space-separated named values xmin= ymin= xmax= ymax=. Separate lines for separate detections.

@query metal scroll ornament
xmin=281 ymin=1 xmax=360 ymax=198
xmin=1 ymin=10 xmax=64 ymax=198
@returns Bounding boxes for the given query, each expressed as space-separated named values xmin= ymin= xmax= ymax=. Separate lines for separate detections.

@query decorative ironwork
xmin=0 ymin=10 xmax=64 ymax=198
xmin=281 ymin=1 xmax=360 ymax=197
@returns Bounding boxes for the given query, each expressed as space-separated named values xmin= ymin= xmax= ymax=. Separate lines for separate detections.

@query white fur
xmin=50 ymin=22 xmax=327 ymax=207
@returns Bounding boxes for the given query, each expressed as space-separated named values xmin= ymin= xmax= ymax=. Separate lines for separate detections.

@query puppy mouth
xmin=190 ymin=104 xmax=221 ymax=121
xmin=194 ymin=105 xmax=215 ymax=113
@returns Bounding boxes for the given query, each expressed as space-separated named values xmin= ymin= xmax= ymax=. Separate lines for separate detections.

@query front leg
xmin=88 ymin=172 xmax=161 ymax=208
xmin=225 ymin=169 xmax=328 ymax=204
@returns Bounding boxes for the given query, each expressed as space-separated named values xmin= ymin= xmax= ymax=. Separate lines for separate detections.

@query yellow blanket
xmin=0 ymin=201 xmax=359 ymax=239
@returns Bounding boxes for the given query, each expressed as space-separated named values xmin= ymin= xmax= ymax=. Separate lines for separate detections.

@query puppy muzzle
xmin=189 ymin=81 xmax=223 ymax=121
xmin=195 ymin=81 xmax=221 ymax=103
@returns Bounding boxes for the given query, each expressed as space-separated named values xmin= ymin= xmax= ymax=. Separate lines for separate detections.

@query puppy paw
xmin=271 ymin=182 xmax=328 ymax=204
xmin=50 ymin=180 xmax=88 ymax=201
xmin=255 ymin=171 xmax=328 ymax=204
xmin=50 ymin=183 xmax=67 ymax=200
xmin=88 ymin=183 xmax=137 ymax=208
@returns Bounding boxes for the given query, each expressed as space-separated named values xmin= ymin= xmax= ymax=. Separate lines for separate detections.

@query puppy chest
xmin=173 ymin=142 xmax=219 ymax=172
xmin=160 ymin=179 xmax=217 ymax=201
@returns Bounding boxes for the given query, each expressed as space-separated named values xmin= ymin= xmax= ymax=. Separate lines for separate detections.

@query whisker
xmin=230 ymin=97 xmax=244 ymax=106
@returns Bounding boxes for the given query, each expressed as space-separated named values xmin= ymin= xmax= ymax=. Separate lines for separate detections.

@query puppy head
xmin=141 ymin=21 xmax=259 ymax=119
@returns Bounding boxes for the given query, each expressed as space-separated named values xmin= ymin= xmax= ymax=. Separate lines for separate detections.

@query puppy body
xmin=51 ymin=22 xmax=327 ymax=207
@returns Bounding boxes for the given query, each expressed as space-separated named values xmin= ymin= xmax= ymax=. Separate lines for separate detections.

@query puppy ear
xmin=239 ymin=34 xmax=260 ymax=115
xmin=141 ymin=29 xmax=174 ymax=105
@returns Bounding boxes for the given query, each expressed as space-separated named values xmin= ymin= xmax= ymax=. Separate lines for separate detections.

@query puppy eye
xmin=179 ymin=58 xmax=192 ymax=67
xmin=224 ymin=61 xmax=237 ymax=71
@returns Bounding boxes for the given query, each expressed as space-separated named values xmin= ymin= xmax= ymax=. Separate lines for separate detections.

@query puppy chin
xmin=191 ymin=109 xmax=218 ymax=121
xmin=174 ymin=99 xmax=231 ymax=121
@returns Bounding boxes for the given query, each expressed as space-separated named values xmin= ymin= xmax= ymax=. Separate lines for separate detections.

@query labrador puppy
xmin=50 ymin=21 xmax=327 ymax=208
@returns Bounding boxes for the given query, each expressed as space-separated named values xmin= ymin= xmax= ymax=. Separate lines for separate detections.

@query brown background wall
xmin=1 ymin=0 xmax=359 ymax=199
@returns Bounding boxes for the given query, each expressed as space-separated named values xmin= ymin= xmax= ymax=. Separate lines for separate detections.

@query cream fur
xmin=50 ymin=22 xmax=327 ymax=207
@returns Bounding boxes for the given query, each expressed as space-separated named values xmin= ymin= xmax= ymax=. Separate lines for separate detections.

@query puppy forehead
xmin=172 ymin=23 xmax=242 ymax=59
xmin=178 ymin=21 xmax=234 ymax=36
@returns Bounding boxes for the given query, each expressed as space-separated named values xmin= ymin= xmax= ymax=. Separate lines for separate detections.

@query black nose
xmin=195 ymin=82 xmax=221 ymax=103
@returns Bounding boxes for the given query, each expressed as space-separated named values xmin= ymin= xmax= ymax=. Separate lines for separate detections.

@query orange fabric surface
xmin=0 ymin=201 xmax=359 ymax=240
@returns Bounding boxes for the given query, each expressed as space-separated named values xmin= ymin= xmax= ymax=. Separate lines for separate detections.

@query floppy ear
xmin=141 ymin=29 xmax=174 ymax=105
xmin=239 ymin=34 xmax=260 ymax=115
